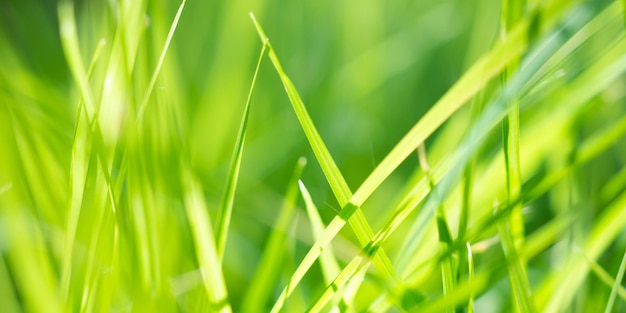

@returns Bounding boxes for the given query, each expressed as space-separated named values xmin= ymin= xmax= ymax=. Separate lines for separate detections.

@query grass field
xmin=1 ymin=0 xmax=626 ymax=312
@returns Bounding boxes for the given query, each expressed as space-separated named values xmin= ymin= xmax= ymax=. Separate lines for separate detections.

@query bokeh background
xmin=1 ymin=0 xmax=626 ymax=312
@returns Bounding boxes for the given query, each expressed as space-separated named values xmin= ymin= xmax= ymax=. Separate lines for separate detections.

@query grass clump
xmin=1 ymin=0 xmax=626 ymax=312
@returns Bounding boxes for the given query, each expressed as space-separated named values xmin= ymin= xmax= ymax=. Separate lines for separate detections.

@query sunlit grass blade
xmin=501 ymin=0 xmax=527 ymax=265
xmin=299 ymin=181 xmax=341 ymax=283
xmin=241 ymin=157 xmax=306 ymax=312
xmin=306 ymin=256 xmax=369 ymax=313
xmin=181 ymin=164 xmax=232 ymax=313
xmin=348 ymin=19 xmax=529 ymax=208
xmin=300 ymin=180 xmax=358 ymax=311
xmin=249 ymin=13 xmax=405 ymax=311
xmin=250 ymin=2 xmax=574 ymax=308
xmin=399 ymin=2 xmax=624 ymax=275
xmin=418 ymin=202 xmax=578 ymax=313
xmin=581 ymin=252 xmax=626 ymax=303
xmin=396 ymin=13 xmax=579 ymax=271
xmin=340 ymin=260 xmax=368 ymax=312
xmin=466 ymin=242 xmax=475 ymax=313
xmin=58 ymin=1 xmax=97 ymax=117
xmin=417 ymin=144 xmax=455 ymax=313
xmin=496 ymin=207 xmax=537 ymax=312
xmin=604 ymin=250 xmax=626 ymax=313
xmin=136 ymin=0 xmax=186 ymax=122
xmin=501 ymin=1 xmax=534 ymax=301
xmin=215 ymin=44 xmax=266 ymax=261
xmin=3 ymin=0 xmax=626 ymax=311
xmin=58 ymin=4 xmax=119 ymax=306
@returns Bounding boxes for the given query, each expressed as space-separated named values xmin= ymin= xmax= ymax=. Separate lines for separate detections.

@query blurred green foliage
xmin=1 ymin=0 xmax=626 ymax=312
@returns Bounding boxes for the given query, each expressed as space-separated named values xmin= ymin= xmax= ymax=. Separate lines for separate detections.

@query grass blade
xmin=181 ymin=164 xmax=232 ymax=313
xmin=581 ymin=252 xmax=626 ymax=303
xmin=417 ymin=144 xmax=455 ymax=313
xmin=466 ymin=242 xmax=475 ymax=313
xmin=500 ymin=2 xmax=535 ymax=310
xmin=215 ymin=44 xmax=266 ymax=261
xmin=249 ymin=13 xmax=406 ymax=311
xmin=299 ymin=181 xmax=341 ymax=283
xmin=300 ymin=180 xmax=362 ymax=312
xmin=497 ymin=208 xmax=537 ymax=312
xmin=604 ymin=250 xmax=626 ymax=313
xmin=137 ymin=0 xmax=186 ymax=122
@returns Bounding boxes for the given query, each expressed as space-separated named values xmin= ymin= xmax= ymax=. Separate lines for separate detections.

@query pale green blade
xmin=299 ymin=181 xmax=341 ymax=283
xmin=137 ymin=0 xmax=186 ymax=122
xmin=181 ymin=165 xmax=232 ymax=313
xmin=604 ymin=250 xmax=626 ymax=313
xmin=215 ymin=44 xmax=266 ymax=261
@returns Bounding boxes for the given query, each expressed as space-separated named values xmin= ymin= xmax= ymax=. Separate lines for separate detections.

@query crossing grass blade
xmin=58 ymin=4 xmax=124 ymax=307
xmin=299 ymin=81 xmax=620 ymax=311
xmin=603 ymin=251 xmax=626 ymax=313
xmin=215 ymin=43 xmax=266 ymax=261
xmin=249 ymin=13 xmax=407 ymax=312
xmin=417 ymin=144 xmax=455 ymax=313
xmin=305 ymin=254 xmax=370 ymax=313
xmin=3 ymin=0 xmax=626 ymax=311
xmin=500 ymin=3 xmax=531 ymax=310
xmin=580 ymin=252 xmax=626 ymax=304
xmin=299 ymin=181 xmax=341 ymax=284
xmin=300 ymin=180 xmax=365 ymax=312
xmin=496 ymin=213 xmax=538 ymax=313
xmin=396 ymin=1 xmax=625 ymax=270
xmin=253 ymin=1 xmax=607 ymax=309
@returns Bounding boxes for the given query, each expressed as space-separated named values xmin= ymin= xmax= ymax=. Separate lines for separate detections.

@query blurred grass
xmin=1 ymin=0 xmax=626 ymax=312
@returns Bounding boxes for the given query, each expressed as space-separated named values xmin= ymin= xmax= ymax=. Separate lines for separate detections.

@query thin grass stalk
xmin=215 ymin=43 xmax=266 ymax=261
xmin=603 ymin=250 xmax=626 ymax=313
xmin=417 ymin=144 xmax=455 ymax=313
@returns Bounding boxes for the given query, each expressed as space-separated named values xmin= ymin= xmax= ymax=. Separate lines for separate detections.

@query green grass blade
xmin=300 ymin=180 xmax=362 ymax=311
xmin=137 ymin=0 xmax=186 ymax=122
xmin=58 ymin=1 xmax=97 ymax=118
xmin=250 ymin=9 xmax=531 ymax=309
xmin=500 ymin=0 xmax=526 ymax=252
xmin=215 ymin=44 xmax=266 ymax=261
xmin=500 ymin=4 xmax=533 ymax=308
xmin=241 ymin=157 xmax=307 ymax=312
xmin=466 ymin=242 xmax=475 ymax=313
xmin=497 ymin=210 xmax=537 ymax=312
xmin=58 ymin=4 xmax=119 ymax=306
xmin=417 ymin=144 xmax=455 ymax=313
xmin=299 ymin=181 xmax=341 ymax=283
xmin=306 ymin=256 xmax=368 ymax=313
xmin=349 ymin=21 xmax=529 ymax=208
xmin=249 ymin=13 xmax=405 ymax=311
xmin=604 ymin=250 xmax=626 ymax=313
xmin=248 ymin=13 xmax=351 ymax=205
xmin=396 ymin=14 xmax=577 ymax=269
xmin=181 ymin=165 xmax=232 ymax=313
xmin=581 ymin=252 xmax=626 ymax=303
